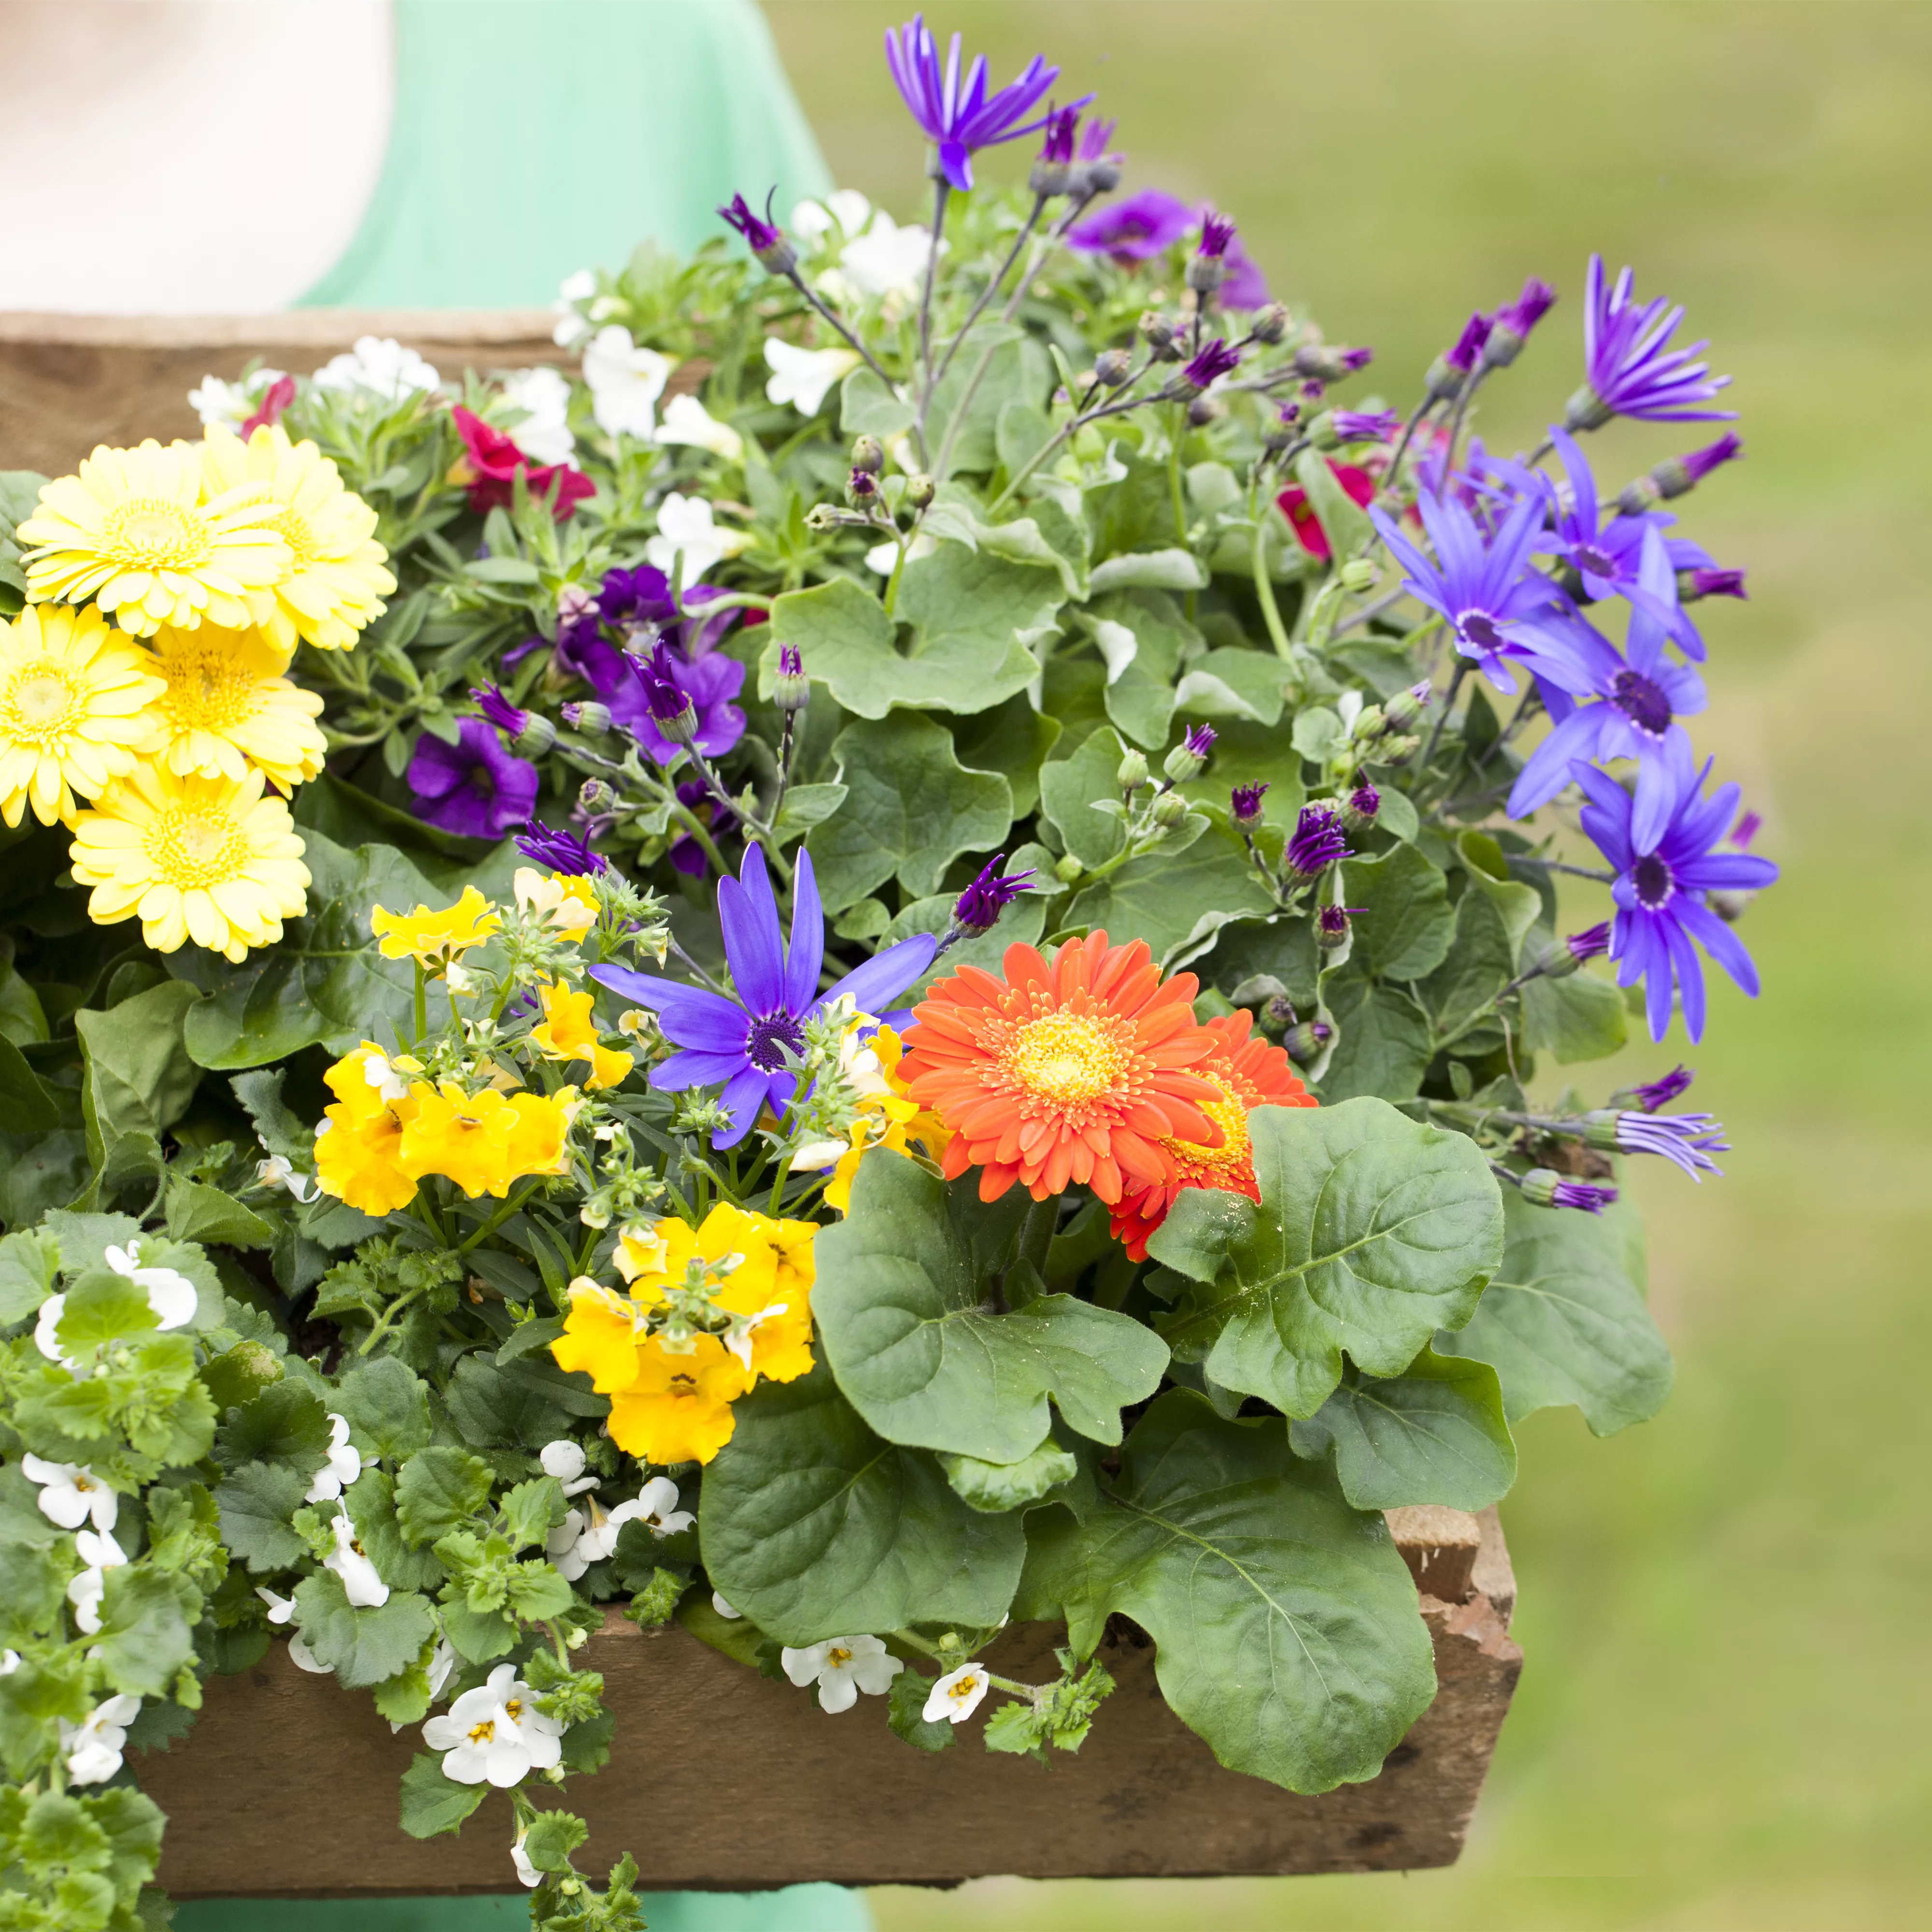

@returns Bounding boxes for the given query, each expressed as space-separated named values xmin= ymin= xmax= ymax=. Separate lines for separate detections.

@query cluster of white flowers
xmin=59 ymin=1694 xmax=141 ymax=1785
xmin=763 ymin=339 xmax=861 ymax=419
xmin=187 ymin=367 xmax=285 ymax=434
xmin=35 ymin=1241 xmax=199 ymax=1372
xmin=305 ymin=1412 xmax=363 ymax=1504
xmin=312 ymin=335 xmax=441 ymax=401
xmin=794 ymin=190 xmax=942 ymax=314
xmin=780 ymin=1634 xmax=903 ymax=1713
xmin=645 ymin=492 xmax=750 ymax=584
xmin=254 ymin=1152 xmax=318 ymax=1201
xmin=541 ymin=1442 xmax=692 ymax=1581
xmin=423 ymin=1662 xmax=564 ymax=1787
xmin=500 ymin=365 xmax=577 ymax=466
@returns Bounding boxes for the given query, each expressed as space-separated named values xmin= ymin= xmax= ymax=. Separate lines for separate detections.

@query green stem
xmin=459 ymin=1180 xmax=541 ymax=1254
xmin=1252 ymin=518 xmax=1292 ymax=658
xmin=1167 ymin=404 xmax=1188 ymax=544
xmin=766 ymin=1153 xmax=795 ymax=1218
xmin=413 ymin=964 xmax=427 ymax=1046
xmin=359 ymin=1284 xmax=427 ymax=1355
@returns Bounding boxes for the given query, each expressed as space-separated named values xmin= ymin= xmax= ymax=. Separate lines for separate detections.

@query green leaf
xmin=675 ymin=1592 xmax=767 ymax=1670
xmin=395 ymin=1446 xmax=493 ymax=1547
xmin=1017 ymin=1390 xmax=1436 ymax=1792
xmin=921 ymin=496 xmax=1088 ymax=601
xmin=1293 ymin=449 xmax=1375 ymax=561
xmin=293 ymin=1572 xmax=438 ymax=1689
xmin=523 ymin=1807 xmax=590 ymax=1874
xmin=213 ymin=1461 xmax=313 ymax=1572
xmin=54 ymin=1269 xmax=157 ymax=1350
xmin=951 ymin=694 xmax=1062 ymax=820
xmin=700 ymin=1360 xmax=1025 ymax=1648
xmin=815 ymin=1153 xmax=1169 ymax=1460
xmin=770 ymin=781 xmax=848 ymax=843
xmin=893 ymin=543 xmax=1065 ymax=704
xmin=229 ymin=1067 xmax=312 ymax=1163
xmin=1315 ymin=959 xmax=1432 ymax=1104
xmin=1067 ymin=830 xmax=1279 ymax=971
xmin=1435 ymin=1192 xmax=1672 ymax=1435
xmin=1174 ymin=648 xmax=1289 ymax=727
xmin=164 ymin=1178 xmax=273 ymax=1250
xmin=1289 ymin=1345 xmax=1517 ymax=1509
xmin=445 ymin=1352 xmax=573 ymax=1451
xmin=886 ymin=1669 xmax=955 ymax=1752
xmin=939 ymin=1436 xmax=1080 ymax=1513
xmin=213 ymin=1379 xmax=330 ymax=1477
xmin=334 ymin=1356 xmax=433 ymax=1461
xmin=345 ymin=1467 xmax=447 ymax=1593
xmin=74 ymin=981 xmax=203 ymax=1168
xmin=838 ymin=367 xmax=915 ymax=439
xmin=1151 ymin=1099 xmax=1505 ymax=1418
xmin=1037 ymin=725 xmax=1129 ymax=870
xmin=806 ymin=714 xmax=1012 ymax=915
xmin=399 ymin=1752 xmax=486 ymax=1839
xmin=0 ymin=1034 xmax=59 ymax=1133
xmin=1520 ymin=961 xmax=1629 ymax=1063
xmin=1344 ymin=844 xmax=1454 ymax=981
xmin=0 ymin=1226 xmax=59 ymax=1328
xmin=500 ymin=1476 xmax=565 ymax=1553
xmin=96 ymin=1568 xmax=199 ymax=1697
xmin=1088 ymin=549 xmax=1207 ymax=593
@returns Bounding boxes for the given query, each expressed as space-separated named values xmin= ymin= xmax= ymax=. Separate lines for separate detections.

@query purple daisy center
xmin=1612 ymin=669 xmax=1673 ymax=736
xmin=745 ymin=1011 xmax=807 ymax=1072
xmin=1632 ymin=852 xmax=1676 ymax=910
xmin=1572 ymin=542 xmax=1617 ymax=577
xmin=1458 ymin=609 xmax=1506 ymax=651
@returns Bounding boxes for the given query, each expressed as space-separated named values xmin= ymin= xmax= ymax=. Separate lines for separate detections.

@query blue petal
xmin=653 ymin=1048 xmax=751 ymax=1090
xmin=657 ymin=992 xmax=752 ymax=1054
xmin=1630 ymin=727 xmax=1691 ymax=854
xmin=590 ymin=964 xmax=689 ymax=1011
xmin=1662 ymin=916 xmax=1707 ymax=1042
xmin=710 ymin=1065 xmax=774 ymax=1150
xmin=719 ymin=846 xmax=787 ymax=1015
xmin=786 ymin=848 xmax=826 ymax=1014
xmin=821 ymin=934 xmax=939 ymax=1020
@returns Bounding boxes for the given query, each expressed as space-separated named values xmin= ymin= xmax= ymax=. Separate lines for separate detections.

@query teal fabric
xmin=301 ymin=0 xmax=832 ymax=307
xmin=173 ymin=1885 xmax=871 ymax=1931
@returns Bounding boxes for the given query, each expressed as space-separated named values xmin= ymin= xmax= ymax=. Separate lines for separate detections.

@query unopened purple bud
xmin=1566 ymin=921 xmax=1611 ymax=962
xmin=1518 ymin=1167 xmax=1618 ymax=1213
xmin=1625 ymin=432 xmax=1744 ymax=513
xmin=1184 ymin=723 xmax=1217 ymax=759
xmin=848 ymin=466 xmax=879 ymax=501
xmin=1383 ymin=681 xmax=1429 ymax=734
xmin=1197 ymin=212 xmax=1237 ymax=259
xmin=1300 ymin=380 xmax=1326 ymax=404
xmin=1627 ymin=1065 xmax=1695 ymax=1111
xmin=561 ymin=699 xmax=613 ymax=737
xmin=1282 ymin=1019 xmax=1333 ymax=1066
xmin=774 ymin=643 xmax=810 ymax=714
xmin=719 ymin=190 xmax=796 ymax=275
xmin=1483 ymin=278 xmax=1558 ymax=367
xmin=1163 ymin=722 xmax=1216 ymax=784
xmin=1293 ymin=343 xmax=1373 ymax=383
xmin=1230 ymin=781 xmax=1268 ymax=828
xmin=1679 ymin=567 xmax=1747 ymax=602
xmin=640 ymin=643 xmax=697 ymax=739
xmin=1316 ymin=902 xmax=1364 ymax=950
xmin=1331 ymin=409 xmax=1400 ymax=445
xmin=1447 ymin=312 xmax=1492 ymax=373
xmin=953 ymin=856 xmax=1036 ymax=935
xmin=472 ymin=684 xmax=527 ymax=738
xmin=1286 ymin=803 xmax=1350 ymax=877
xmin=1681 ymin=431 xmax=1743 ymax=485
xmin=1030 ymin=103 xmax=1080 ymax=195
xmin=1343 ymin=779 xmax=1380 ymax=829
xmin=1177 ymin=338 xmax=1241 ymax=395
xmin=1729 ymin=811 xmax=1762 ymax=850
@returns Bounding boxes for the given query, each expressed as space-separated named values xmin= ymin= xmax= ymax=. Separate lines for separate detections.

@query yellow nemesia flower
xmin=142 ymin=622 xmax=326 ymax=790
xmin=612 ymin=1222 xmax=670 ymax=1285
xmin=397 ymin=1080 xmax=519 ymax=1197
xmin=200 ymin=425 xmax=396 ymax=653
xmin=513 ymin=867 xmax=597 ymax=939
xmin=529 ymin=980 xmax=632 ymax=1091
xmin=823 ymin=1024 xmax=952 ymax=1212
xmin=314 ymin=1105 xmax=419 ymax=1215
xmin=0 ymin=604 xmax=165 ymax=827
xmin=370 ymin=885 xmax=501 ymax=968
xmin=552 ymin=1280 xmax=649 ymax=1393
xmin=607 ymin=1334 xmax=750 ymax=1465
xmin=69 ymin=765 xmax=310 ymax=961
xmin=505 ymin=1087 xmax=576 ymax=1181
xmin=18 ymin=440 xmax=290 ymax=636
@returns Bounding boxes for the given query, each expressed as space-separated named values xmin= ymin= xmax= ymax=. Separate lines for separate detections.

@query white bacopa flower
xmin=763 ymin=339 xmax=862 ymax=418
xmin=421 ymin=1662 xmax=563 ymax=1787
xmin=553 ymin=269 xmax=598 ymax=349
xmin=501 ymin=364 xmax=577 ymax=466
xmin=323 ymin=1512 xmax=389 ymax=1608
xmin=866 ymin=532 xmax=938 ymax=577
xmin=256 ymin=1586 xmax=297 ymax=1625
xmin=287 ymin=1628 xmax=331 ymax=1674
xmin=544 ymin=1503 xmax=606 ymax=1581
xmin=512 ymin=1828 xmax=542 ymax=1889
xmin=781 ymin=1634 xmax=903 ymax=1714
xmin=539 ymin=1438 xmax=600 ymax=1497
xmin=305 ymin=1413 xmax=363 ymax=1503
xmin=21 ymin=1454 xmax=118 ymax=1534
xmin=67 ymin=1527 xmax=128 ymax=1635
xmin=187 ymin=369 xmax=284 ymax=434
xmin=645 ymin=493 xmax=751 ymax=585
xmin=426 ymin=1635 xmax=458 ymax=1702
xmin=838 ymin=212 xmax=942 ymax=302
xmin=254 ymin=1153 xmax=318 ymax=1202
xmin=582 ymin=325 xmax=672 ymax=439
xmin=922 ymin=1662 xmax=992 ymax=1725
xmin=313 ymin=335 xmax=441 ymax=400
xmin=711 ymin=1591 xmax=742 ymax=1620
xmin=604 ymin=1475 xmax=693 ymax=1540
xmin=792 ymin=189 xmax=875 ymax=241
xmin=33 ymin=1294 xmax=73 ymax=1368
xmin=60 ymin=1694 xmax=141 ymax=1785
xmin=104 ymin=1240 xmax=200 ymax=1330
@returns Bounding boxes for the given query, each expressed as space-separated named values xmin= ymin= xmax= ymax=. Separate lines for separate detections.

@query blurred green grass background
xmin=767 ymin=3 xmax=1932 ymax=1926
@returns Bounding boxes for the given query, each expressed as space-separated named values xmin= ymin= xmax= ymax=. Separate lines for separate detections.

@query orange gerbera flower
xmin=1107 ymin=1010 xmax=1317 ymax=1260
xmin=899 ymin=930 xmax=1225 ymax=1204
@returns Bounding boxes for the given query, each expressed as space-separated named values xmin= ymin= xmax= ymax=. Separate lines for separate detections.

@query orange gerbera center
xmin=1173 ymin=1074 xmax=1251 ymax=1175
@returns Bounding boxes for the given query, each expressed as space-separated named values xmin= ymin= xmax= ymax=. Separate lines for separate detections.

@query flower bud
xmin=1306 ymin=410 xmax=1341 ymax=452
xmin=1315 ymin=903 xmax=1352 ymax=949
xmin=774 ymin=644 xmax=809 ymax=714
xmin=1163 ymin=724 xmax=1216 ymax=785
xmin=1349 ymin=704 xmax=1385 ymax=740
xmin=904 ymin=472 xmax=936 ymax=510
xmin=1053 ymin=852 xmax=1083 ymax=885
xmin=1186 ymin=254 xmax=1227 ymax=297
xmin=1282 ymin=1019 xmax=1333 ymax=1066
xmin=1251 ymin=303 xmax=1291 ymax=345
xmin=1229 ymin=781 xmax=1268 ymax=828
xmin=561 ymin=700 xmax=611 ymax=737
xmin=1341 ymin=779 xmax=1380 ymax=830
xmin=851 ymin=434 xmax=885 ymax=475
xmin=1378 ymin=733 xmax=1421 ymax=764
xmin=1382 ymin=681 xmax=1429 ymax=734
xmin=1186 ymin=394 xmax=1224 ymax=428
xmin=1293 ymin=342 xmax=1374 ymax=383
xmin=578 ymin=778 xmax=615 ymax=814
xmin=511 ymin=713 xmax=557 ymax=759
xmin=846 ymin=466 xmax=880 ymax=506
xmin=1338 ymin=558 xmax=1378 ymax=594
xmin=1116 ymin=748 xmax=1149 ymax=792
xmin=1094 ymin=347 xmax=1134 ymax=388
xmin=1151 ymin=789 xmax=1190 ymax=830
xmin=1138 ymin=312 xmax=1179 ymax=361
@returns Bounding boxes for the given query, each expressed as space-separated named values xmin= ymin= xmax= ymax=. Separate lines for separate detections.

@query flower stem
xmin=765 ymin=1152 xmax=795 ymax=1218
xmin=934 ymin=195 xmax=1045 ymax=391
xmin=781 ymin=271 xmax=897 ymax=393
xmin=413 ymin=964 xmax=427 ymax=1047
xmin=1252 ymin=518 xmax=1293 ymax=659
xmin=1418 ymin=657 xmax=1469 ymax=776
xmin=459 ymin=1180 xmax=542 ymax=1255
xmin=915 ymin=176 xmax=952 ymax=446
xmin=1381 ymin=396 xmax=1436 ymax=499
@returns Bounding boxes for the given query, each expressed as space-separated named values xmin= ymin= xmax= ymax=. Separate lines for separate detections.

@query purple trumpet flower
xmin=952 ymin=855 xmax=1036 ymax=935
xmin=1584 ymin=1107 xmax=1730 ymax=1180
xmin=1508 ymin=527 xmax=1709 ymax=847
xmin=592 ymin=845 xmax=938 ymax=1148
xmin=1625 ymin=1065 xmax=1695 ymax=1112
xmin=471 ymin=684 xmax=527 ymax=738
xmin=1065 ymin=188 xmax=1193 ymax=260
xmin=884 ymin=15 xmax=1084 ymax=192
xmin=1179 ymin=338 xmax=1241 ymax=394
xmin=1517 ymin=1167 xmax=1619 ymax=1213
xmin=515 ymin=820 xmax=608 ymax=877
xmin=1332 ymin=410 xmax=1401 ymax=444
xmin=408 ymin=718 xmax=540 ymax=839
xmin=1574 ymin=747 xmax=1779 ymax=1041
xmin=1370 ymin=489 xmax=1594 ymax=695
xmin=610 ymin=642 xmax=747 ymax=768
xmin=1567 ymin=255 xmax=1736 ymax=430
xmin=1286 ymin=805 xmax=1350 ymax=877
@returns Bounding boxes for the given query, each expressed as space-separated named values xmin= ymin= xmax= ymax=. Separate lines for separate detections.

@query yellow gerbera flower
xmin=0 ymin=604 xmax=166 ymax=827
xmin=607 ymin=1334 xmax=749 ymax=1465
xmin=200 ymin=425 xmax=395 ymax=653
xmin=370 ymin=885 xmax=501 ymax=969
xmin=69 ymin=765 xmax=310 ymax=962
xmin=528 ymin=980 xmax=633 ymax=1091
xmin=397 ymin=1080 xmax=520 ymax=1197
xmin=18 ymin=440 xmax=291 ymax=637
xmin=142 ymin=622 xmax=327 ymax=791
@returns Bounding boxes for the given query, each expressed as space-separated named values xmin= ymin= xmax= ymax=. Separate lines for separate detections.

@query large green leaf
xmin=1289 ymin=1345 xmax=1516 ymax=1509
xmin=1037 ymin=725 xmax=1130 ymax=870
xmin=814 ymin=1153 xmax=1169 ymax=1461
xmin=951 ymin=692 xmax=1062 ymax=820
xmin=1315 ymin=960 xmax=1433 ymax=1104
xmin=0 ymin=1035 xmax=58 ymax=1133
xmin=1520 ymin=956 xmax=1630 ymax=1063
xmin=1151 ymin=1099 xmax=1505 ymax=1418
xmin=1016 ymin=1390 xmax=1436 ymax=1792
xmin=292 ymin=1573 xmax=438 ymax=1689
xmin=806 ymin=714 xmax=1012 ymax=914
xmin=1067 ymin=830 xmax=1279 ymax=970
xmin=700 ymin=1361 xmax=1025 ymax=1648
xmin=1435 ymin=1192 xmax=1671 ymax=1435
xmin=1344 ymin=844 xmax=1454 ymax=982
xmin=74 ymin=981 xmax=202 ymax=1169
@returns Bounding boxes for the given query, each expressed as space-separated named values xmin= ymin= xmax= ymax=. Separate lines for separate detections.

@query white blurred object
xmin=0 ymin=1 xmax=393 ymax=313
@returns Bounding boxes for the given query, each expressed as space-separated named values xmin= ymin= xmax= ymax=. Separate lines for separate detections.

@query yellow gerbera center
xmin=6 ymin=665 xmax=79 ymax=740
xmin=104 ymin=498 xmax=209 ymax=569
xmin=147 ymin=803 xmax=248 ymax=886
xmin=269 ymin=504 xmax=318 ymax=572
xmin=155 ymin=636 xmax=256 ymax=733
xmin=1170 ymin=1074 xmax=1250 ymax=1171
xmin=1004 ymin=1011 xmax=1130 ymax=1105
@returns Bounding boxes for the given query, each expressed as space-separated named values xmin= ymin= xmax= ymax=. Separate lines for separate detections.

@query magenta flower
xmin=1065 ymin=188 xmax=1193 ymax=261
xmin=611 ymin=644 xmax=747 ymax=767
xmin=1568 ymin=255 xmax=1736 ymax=430
xmin=409 ymin=718 xmax=539 ymax=839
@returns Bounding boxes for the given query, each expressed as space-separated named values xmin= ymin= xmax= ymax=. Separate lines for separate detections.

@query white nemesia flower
xmin=838 ymin=212 xmax=942 ymax=302
xmin=361 ymin=1051 xmax=412 ymax=1103
xmin=582 ymin=326 xmax=671 ymax=439
xmin=305 ymin=1413 xmax=363 ymax=1503
xmin=866 ymin=533 xmax=938 ymax=577
xmin=323 ymin=1512 xmax=389 ymax=1607
xmin=60 ymin=1694 xmax=140 ymax=1785
xmin=187 ymin=370 xmax=283 ymax=434
xmin=68 ymin=1528 xmax=128 ymax=1635
xmin=656 ymin=393 xmax=745 ymax=463
xmin=763 ymin=340 xmax=862 ymax=417
xmin=287 ymin=1629 xmax=331 ymax=1674
xmin=604 ymin=1475 xmax=693 ymax=1540
xmin=554 ymin=269 xmax=598 ymax=349
xmin=512 ymin=1829 xmax=542 ymax=1889
xmin=711 ymin=1591 xmax=742 ymax=1620
xmin=539 ymin=1439 xmax=600 ymax=1497
xmin=104 ymin=1241 xmax=200 ymax=1329
xmin=254 ymin=1153 xmax=318 ymax=1202
xmin=922 ymin=1662 xmax=992 ymax=1725
xmin=792 ymin=190 xmax=874 ymax=241
xmin=514 ymin=869 xmax=598 ymax=939
xmin=781 ymin=1634 xmax=903 ymax=1714
xmin=501 ymin=365 xmax=577 ymax=466
xmin=422 ymin=1662 xmax=563 ymax=1787
xmin=313 ymin=335 xmax=440 ymax=400
xmin=443 ymin=961 xmax=478 ymax=997
xmin=256 ymin=1586 xmax=297 ymax=1625
xmin=21 ymin=1454 xmax=118 ymax=1533
xmin=645 ymin=494 xmax=751 ymax=584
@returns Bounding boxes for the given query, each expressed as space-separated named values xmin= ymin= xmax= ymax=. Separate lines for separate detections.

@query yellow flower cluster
xmin=551 ymin=1206 xmax=817 ymax=1465
xmin=4 ymin=425 xmax=393 ymax=962
xmin=814 ymin=1022 xmax=952 ymax=1212
xmin=313 ymin=1042 xmax=578 ymax=1215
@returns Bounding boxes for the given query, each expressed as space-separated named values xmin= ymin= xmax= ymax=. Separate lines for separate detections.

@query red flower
xmin=1277 ymin=460 xmax=1376 ymax=563
xmin=240 ymin=375 xmax=296 ymax=440
xmin=1106 ymin=1010 xmax=1316 ymax=1260
xmin=450 ymin=405 xmax=594 ymax=520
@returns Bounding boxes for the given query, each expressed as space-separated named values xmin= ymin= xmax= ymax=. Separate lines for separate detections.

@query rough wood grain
xmin=142 ymin=1512 xmax=1521 ymax=1898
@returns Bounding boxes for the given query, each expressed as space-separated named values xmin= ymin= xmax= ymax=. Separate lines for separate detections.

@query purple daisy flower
xmin=408 ymin=718 xmax=540 ymax=839
xmin=1509 ymin=527 xmax=1708 ymax=847
xmin=1625 ymin=1064 xmax=1694 ymax=1111
xmin=609 ymin=643 xmax=747 ymax=767
xmin=1574 ymin=747 xmax=1779 ymax=1041
xmin=1567 ymin=255 xmax=1736 ymax=430
xmin=1179 ymin=338 xmax=1241 ymax=393
xmin=592 ymin=845 xmax=938 ymax=1148
xmin=1587 ymin=1107 xmax=1730 ymax=1179
xmin=1065 ymin=188 xmax=1193 ymax=261
xmin=515 ymin=820 xmax=608 ymax=876
xmin=884 ymin=15 xmax=1082 ymax=192
xmin=1332 ymin=409 xmax=1401 ymax=444
xmin=1286 ymin=805 xmax=1350 ymax=877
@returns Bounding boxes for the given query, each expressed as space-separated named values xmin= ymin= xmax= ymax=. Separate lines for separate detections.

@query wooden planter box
xmin=139 ymin=1506 xmax=1520 ymax=1898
